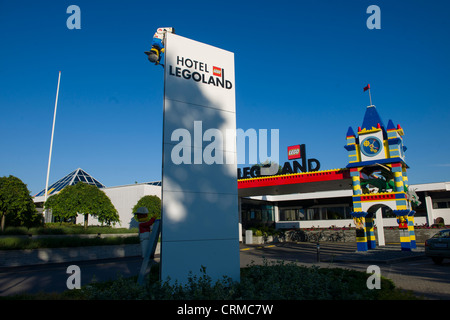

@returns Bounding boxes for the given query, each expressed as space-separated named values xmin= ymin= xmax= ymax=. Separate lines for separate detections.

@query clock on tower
xmin=361 ymin=136 xmax=382 ymax=157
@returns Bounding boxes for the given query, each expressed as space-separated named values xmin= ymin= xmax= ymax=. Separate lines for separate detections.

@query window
xmin=241 ymin=202 xmax=275 ymax=228
xmin=433 ymin=201 xmax=450 ymax=209
xmin=307 ymin=208 xmax=321 ymax=220
xmin=433 ymin=230 xmax=450 ymax=238
xmin=323 ymin=206 xmax=351 ymax=219
xmin=279 ymin=206 xmax=351 ymax=221
xmin=280 ymin=208 xmax=305 ymax=221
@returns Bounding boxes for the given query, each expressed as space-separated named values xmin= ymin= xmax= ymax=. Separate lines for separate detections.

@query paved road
xmin=0 ymin=242 xmax=449 ymax=299
xmin=240 ymin=242 xmax=450 ymax=300
xmin=0 ymin=256 xmax=146 ymax=296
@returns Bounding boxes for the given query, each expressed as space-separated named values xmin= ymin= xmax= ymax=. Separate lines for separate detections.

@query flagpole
xmin=364 ymin=84 xmax=373 ymax=106
xmin=44 ymin=71 xmax=61 ymax=221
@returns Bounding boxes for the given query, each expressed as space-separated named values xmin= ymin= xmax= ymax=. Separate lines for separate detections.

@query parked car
xmin=425 ymin=229 xmax=450 ymax=264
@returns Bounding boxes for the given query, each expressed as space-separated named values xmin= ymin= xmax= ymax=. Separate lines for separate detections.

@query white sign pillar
xmin=160 ymin=33 xmax=240 ymax=284
xmin=375 ymin=208 xmax=385 ymax=246
xmin=425 ymin=196 xmax=434 ymax=225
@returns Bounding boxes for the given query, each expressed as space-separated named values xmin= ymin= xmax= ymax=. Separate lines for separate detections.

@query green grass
xmin=0 ymin=223 xmax=138 ymax=236
xmin=0 ymin=235 xmax=140 ymax=250
xmin=0 ymin=224 xmax=139 ymax=250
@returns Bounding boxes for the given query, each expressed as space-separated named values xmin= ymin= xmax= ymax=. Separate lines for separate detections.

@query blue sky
xmin=1 ymin=0 xmax=449 ymax=196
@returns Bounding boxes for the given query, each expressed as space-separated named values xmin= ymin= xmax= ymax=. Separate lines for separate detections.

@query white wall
xmin=275 ymin=217 xmax=428 ymax=229
xmin=77 ymin=183 xmax=161 ymax=228
xmin=432 ymin=208 xmax=450 ymax=225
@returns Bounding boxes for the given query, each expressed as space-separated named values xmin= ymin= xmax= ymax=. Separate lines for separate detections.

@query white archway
xmin=366 ymin=203 xmax=390 ymax=246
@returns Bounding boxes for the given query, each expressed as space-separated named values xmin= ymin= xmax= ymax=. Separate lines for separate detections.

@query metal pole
xmin=44 ymin=71 xmax=61 ymax=221
xmin=368 ymin=88 xmax=373 ymax=106
xmin=316 ymin=242 xmax=320 ymax=262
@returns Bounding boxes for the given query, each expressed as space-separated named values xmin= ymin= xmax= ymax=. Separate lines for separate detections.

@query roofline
xmin=409 ymin=181 xmax=450 ymax=192
xmin=33 ymin=180 xmax=449 ymax=204
xmin=103 ymin=181 xmax=161 ymax=190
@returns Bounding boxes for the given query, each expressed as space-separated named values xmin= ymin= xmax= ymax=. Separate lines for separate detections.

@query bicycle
xmin=326 ymin=232 xmax=336 ymax=242
xmin=316 ymin=230 xmax=326 ymax=242
xmin=309 ymin=231 xmax=324 ymax=242
xmin=333 ymin=230 xmax=345 ymax=242
xmin=304 ymin=232 xmax=314 ymax=242
xmin=289 ymin=229 xmax=304 ymax=242
xmin=276 ymin=230 xmax=287 ymax=243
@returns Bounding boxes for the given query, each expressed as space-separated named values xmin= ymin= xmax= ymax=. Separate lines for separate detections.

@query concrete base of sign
xmin=161 ymin=239 xmax=240 ymax=284
xmin=245 ymin=230 xmax=253 ymax=245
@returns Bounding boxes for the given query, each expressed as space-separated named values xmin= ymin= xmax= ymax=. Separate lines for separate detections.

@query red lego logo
xmin=288 ymin=145 xmax=301 ymax=160
xmin=213 ymin=66 xmax=222 ymax=77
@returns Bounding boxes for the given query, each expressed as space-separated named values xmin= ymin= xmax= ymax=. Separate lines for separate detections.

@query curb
xmin=324 ymin=248 xmax=426 ymax=264
xmin=0 ymin=233 xmax=138 ymax=240
xmin=0 ymin=243 xmax=161 ymax=268
xmin=325 ymin=254 xmax=427 ymax=264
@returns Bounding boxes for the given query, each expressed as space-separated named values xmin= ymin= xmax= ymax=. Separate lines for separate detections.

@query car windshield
xmin=432 ymin=230 xmax=450 ymax=238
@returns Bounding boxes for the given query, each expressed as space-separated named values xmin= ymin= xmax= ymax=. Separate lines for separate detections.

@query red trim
xmin=358 ymin=193 xmax=396 ymax=201
xmin=238 ymin=169 xmax=351 ymax=189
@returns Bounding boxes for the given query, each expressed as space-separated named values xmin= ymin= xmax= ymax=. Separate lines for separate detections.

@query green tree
xmin=45 ymin=182 xmax=120 ymax=228
xmin=132 ymin=195 xmax=161 ymax=219
xmin=0 ymin=175 xmax=42 ymax=231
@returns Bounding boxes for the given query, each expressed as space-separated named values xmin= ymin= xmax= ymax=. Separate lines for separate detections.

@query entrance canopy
xmin=238 ymin=168 xmax=352 ymax=197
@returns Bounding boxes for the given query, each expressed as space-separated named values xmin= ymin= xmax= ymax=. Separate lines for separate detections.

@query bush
xmin=0 ymin=175 xmax=42 ymax=230
xmin=249 ymin=226 xmax=278 ymax=237
xmin=0 ymin=235 xmax=139 ymax=250
xmin=69 ymin=260 xmax=419 ymax=300
xmin=132 ymin=195 xmax=161 ymax=219
xmin=0 ymin=226 xmax=30 ymax=235
xmin=238 ymin=261 xmax=386 ymax=300
xmin=251 ymin=228 xmax=263 ymax=236
xmin=0 ymin=224 xmax=137 ymax=236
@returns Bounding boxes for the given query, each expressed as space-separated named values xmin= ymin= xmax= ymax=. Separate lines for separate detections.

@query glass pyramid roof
xmin=35 ymin=168 xmax=105 ymax=197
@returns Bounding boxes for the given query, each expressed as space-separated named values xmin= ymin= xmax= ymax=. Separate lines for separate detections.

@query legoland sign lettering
xmin=169 ymin=56 xmax=233 ymax=89
xmin=238 ymin=144 xmax=321 ymax=179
